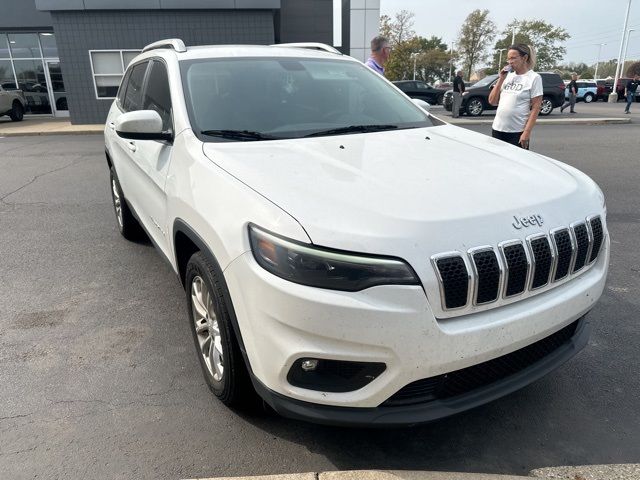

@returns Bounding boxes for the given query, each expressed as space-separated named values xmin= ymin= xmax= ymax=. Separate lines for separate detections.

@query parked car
xmin=105 ymin=39 xmax=609 ymax=427
xmin=594 ymin=79 xmax=609 ymax=101
xmin=444 ymin=72 xmax=566 ymax=116
xmin=566 ymin=81 xmax=598 ymax=103
xmin=393 ymin=80 xmax=445 ymax=105
xmin=0 ymin=85 xmax=25 ymax=121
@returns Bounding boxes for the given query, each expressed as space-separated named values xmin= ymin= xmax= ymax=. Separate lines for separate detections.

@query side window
xmin=416 ymin=82 xmax=427 ymax=89
xmin=122 ymin=61 xmax=148 ymax=112
xmin=143 ymin=60 xmax=172 ymax=131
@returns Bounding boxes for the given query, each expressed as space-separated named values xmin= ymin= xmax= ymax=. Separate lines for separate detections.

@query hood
xmin=202 ymin=124 xmax=603 ymax=255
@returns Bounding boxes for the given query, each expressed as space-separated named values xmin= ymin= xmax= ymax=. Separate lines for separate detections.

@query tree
xmin=457 ymin=9 xmax=497 ymax=80
xmin=380 ymin=10 xmax=415 ymax=47
xmin=383 ymin=36 xmax=452 ymax=83
xmin=492 ymin=19 xmax=569 ymax=71
xmin=625 ymin=61 xmax=640 ymax=77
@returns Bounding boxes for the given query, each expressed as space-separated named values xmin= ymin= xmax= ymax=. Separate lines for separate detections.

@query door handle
xmin=108 ymin=122 xmax=115 ymax=130
xmin=127 ymin=141 xmax=137 ymax=152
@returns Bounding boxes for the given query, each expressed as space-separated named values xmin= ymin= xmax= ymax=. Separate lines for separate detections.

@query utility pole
xmin=621 ymin=29 xmax=636 ymax=76
xmin=448 ymin=42 xmax=455 ymax=83
xmin=497 ymin=48 xmax=507 ymax=69
xmin=609 ymin=0 xmax=632 ymax=102
xmin=594 ymin=43 xmax=606 ymax=79
xmin=511 ymin=26 xmax=517 ymax=44
xmin=411 ymin=53 xmax=418 ymax=81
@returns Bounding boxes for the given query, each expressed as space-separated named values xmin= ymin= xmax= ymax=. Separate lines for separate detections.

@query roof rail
xmin=271 ymin=42 xmax=341 ymax=55
xmin=142 ymin=38 xmax=187 ymax=54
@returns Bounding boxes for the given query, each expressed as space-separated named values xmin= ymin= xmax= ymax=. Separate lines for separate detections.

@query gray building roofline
xmin=36 ymin=0 xmax=280 ymax=10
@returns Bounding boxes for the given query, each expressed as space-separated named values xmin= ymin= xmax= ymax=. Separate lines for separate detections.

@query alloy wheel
xmin=541 ymin=99 xmax=553 ymax=115
xmin=111 ymin=178 xmax=123 ymax=228
xmin=191 ymin=276 xmax=224 ymax=382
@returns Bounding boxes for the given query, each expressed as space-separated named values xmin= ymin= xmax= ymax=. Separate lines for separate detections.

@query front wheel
xmin=436 ymin=94 xmax=444 ymax=105
xmin=9 ymin=101 xmax=24 ymax=121
xmin=539 ymin=97 xmax=554 ymax=116
xmin=584 ymin=93 xmax=594 ymax=103
xmin=185 ymin=252 xmax=256 ymax=407
xmin=465 ymin=97 xmax=484 ymax=116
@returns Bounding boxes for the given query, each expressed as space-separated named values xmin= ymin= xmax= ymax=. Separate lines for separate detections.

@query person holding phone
xmin=488 ymin=44 xmax=542 ymax=149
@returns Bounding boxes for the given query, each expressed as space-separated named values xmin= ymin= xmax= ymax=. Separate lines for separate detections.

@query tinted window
xmin=181 ymin=58 xmax=436 ymax=141
xmin=143 ymin=60 xmax=172 ymax=130
xmin=122 ymin=62 xmax=148 ymax=112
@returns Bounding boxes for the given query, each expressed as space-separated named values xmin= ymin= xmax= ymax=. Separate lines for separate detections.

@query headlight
xmin=462 ymin=91 xmax=469 ymax=96
xmin=248 ymin=224 xmax=420 ymax=292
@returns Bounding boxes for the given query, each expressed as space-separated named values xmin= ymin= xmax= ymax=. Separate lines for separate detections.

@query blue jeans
xmin=625 ymin=93 xmax=635 ymax=112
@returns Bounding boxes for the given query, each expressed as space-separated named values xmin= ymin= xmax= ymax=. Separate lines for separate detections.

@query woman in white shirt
xmin=488 ymin=44 xmax=542 ymax=150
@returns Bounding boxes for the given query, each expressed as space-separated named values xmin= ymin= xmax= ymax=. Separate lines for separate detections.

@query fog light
xmin=301 ymin=359 xmax=319 ymax=371
xmin=287 ymin=358 xmax=386 ymax=392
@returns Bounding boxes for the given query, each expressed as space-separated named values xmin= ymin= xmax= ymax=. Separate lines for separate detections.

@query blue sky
xmin=380 ymin=0 xmax=640 ymax=65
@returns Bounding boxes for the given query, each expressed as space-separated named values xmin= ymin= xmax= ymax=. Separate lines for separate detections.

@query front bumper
xmin=223 ymin=242 xmax=607 ymax=424
xmin=252 ymin=315 xmax=590 ymax=427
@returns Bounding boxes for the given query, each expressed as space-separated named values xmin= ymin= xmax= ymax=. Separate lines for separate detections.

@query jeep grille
xmin=432 ymin=215 xmax=605 ymax=312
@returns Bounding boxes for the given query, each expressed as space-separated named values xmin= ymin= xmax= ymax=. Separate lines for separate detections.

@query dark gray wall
xmin=51 ymin=10 xmax=275 ymax=124
xmin=1 ymin=0 xmax=52 ymax=30
xmin=279 ymin=0 xmax=332 ymax=44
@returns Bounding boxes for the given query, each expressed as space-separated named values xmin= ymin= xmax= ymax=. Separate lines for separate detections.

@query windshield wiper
xmin=200 ymin=129 xmax=279 ymax=141
xmin=304 ymin=124 xmax=399 ymax=138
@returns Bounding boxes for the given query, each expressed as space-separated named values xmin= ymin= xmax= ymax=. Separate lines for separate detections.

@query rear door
xmin=0 ymin=86 xmax=11 ymax=113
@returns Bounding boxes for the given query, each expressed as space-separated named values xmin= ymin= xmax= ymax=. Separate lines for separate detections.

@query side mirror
xmin=412 ymin=98 xmax=431 ymax=112
xmin=115 ymin=110 xmax=172 ymax=141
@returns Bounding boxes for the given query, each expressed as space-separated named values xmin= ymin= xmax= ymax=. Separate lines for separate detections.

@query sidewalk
xmin=0 ymin=117 xmax=103 ymax=136
xmin=432 ymin=100 xmax=636 ymax=126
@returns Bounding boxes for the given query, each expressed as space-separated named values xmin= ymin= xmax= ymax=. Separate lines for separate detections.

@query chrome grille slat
xmin=432 ymin=215 xmax=605 ymax=312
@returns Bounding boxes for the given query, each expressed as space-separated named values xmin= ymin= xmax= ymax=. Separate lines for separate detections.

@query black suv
xmin=444 ymin=72 xmax=565 ymax=116
xmin=393 ymin=80 xmax=445 ymax=105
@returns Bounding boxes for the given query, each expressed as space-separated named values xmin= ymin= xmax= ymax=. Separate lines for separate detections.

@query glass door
xmin=45 ymin=60 xmax=68 ymax=117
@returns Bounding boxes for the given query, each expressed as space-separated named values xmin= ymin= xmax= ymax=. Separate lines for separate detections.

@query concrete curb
xmin=191 ymin=472 xmax=535 ymax=480
xmin=0 ymin=116 xmax=631 ymax=137
xmin=189 ymin=465 xmax=640 ymax=480
xmin=446 ymin=117 xmax=632 ymax=126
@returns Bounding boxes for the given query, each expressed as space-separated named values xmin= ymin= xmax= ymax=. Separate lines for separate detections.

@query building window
xmin=89 ymin=50 xmax=141 ymax=99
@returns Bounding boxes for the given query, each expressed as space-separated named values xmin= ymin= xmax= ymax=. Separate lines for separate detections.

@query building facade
xmin=1 ymin=0 xmax=379 ymax=124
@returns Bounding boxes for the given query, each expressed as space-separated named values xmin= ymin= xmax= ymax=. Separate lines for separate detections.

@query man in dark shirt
xmin=451 ymin=71 xmax=465 ymax=118
xmin=624 ymin=74 xmax=639 ymax=113
xmin=561 ymin=73 xmax=578 ymax=113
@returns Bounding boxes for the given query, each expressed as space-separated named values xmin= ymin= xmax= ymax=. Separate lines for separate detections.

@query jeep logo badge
xmin=512 ymin=214 xmax=544 ymax=229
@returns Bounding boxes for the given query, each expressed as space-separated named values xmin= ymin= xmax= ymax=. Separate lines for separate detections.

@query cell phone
xmin=501 ymin=65 xmax=513 ymax=74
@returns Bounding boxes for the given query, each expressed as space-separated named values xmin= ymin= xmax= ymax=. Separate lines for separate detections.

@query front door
xmin=44 ymin=60 xmax=69 ymax=117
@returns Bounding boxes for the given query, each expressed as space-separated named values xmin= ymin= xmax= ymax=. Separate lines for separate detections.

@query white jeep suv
xmin=104 ymin=39 xmax=609 ymax=426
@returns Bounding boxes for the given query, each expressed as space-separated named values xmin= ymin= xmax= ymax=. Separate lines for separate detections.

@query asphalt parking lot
xmin=1 ymin=124 xmax=639 ymax=479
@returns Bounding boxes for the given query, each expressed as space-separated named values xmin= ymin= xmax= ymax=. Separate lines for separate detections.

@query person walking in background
xmin=624 ymin=73 xmax=639 ymax=114
xmin=561 ymin=72 xmax=578 ymax=113
xmin=451 ymin=70 xmax=465 ymax=118
xmin=365 ymin=36 xmax=391 ymax=76
xmin=488 ymin=44 xmax=542 ymax=150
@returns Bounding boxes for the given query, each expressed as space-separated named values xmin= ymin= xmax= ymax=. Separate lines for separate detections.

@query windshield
xmin=180 ymin=57 xmax=439 ymax=141
xmin=471 ymin=74 xmax=498 ymax=88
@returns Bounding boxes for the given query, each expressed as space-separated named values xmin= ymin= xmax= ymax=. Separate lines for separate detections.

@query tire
xmin=465 ymin=97 xmax=484 ymax=116
xmin=584 ymin=93 xmax=594 ymax=103
xmin=9 ymin=101 xmax=24 ymax=122
xmin=185 ymin=251 xmax=256 ymax=407
xmin=436 ymin=94 xmax=444 ymax=105
xmin=56 ymin=97 xmax=68 ymax=111
xmin=109 ymin=166 xmax=144 ymax=241
xmin=539 ymin=97 xmax=554 ymax=116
